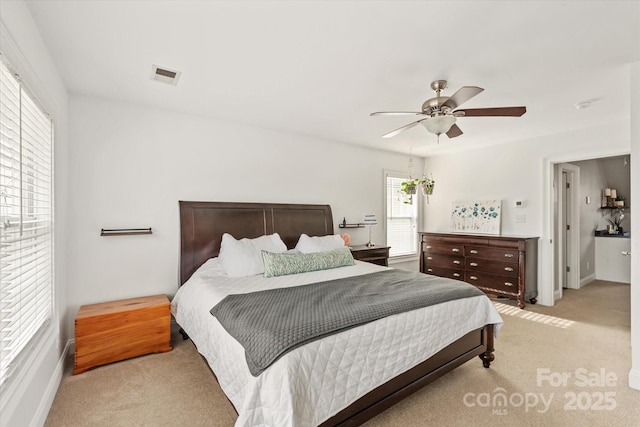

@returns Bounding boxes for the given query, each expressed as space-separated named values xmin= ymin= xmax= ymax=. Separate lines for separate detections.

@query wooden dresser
xmin=419 ymin=232 xmax=538 ymax=308
xmin=74 ymin=294 xmax=172 ymax=374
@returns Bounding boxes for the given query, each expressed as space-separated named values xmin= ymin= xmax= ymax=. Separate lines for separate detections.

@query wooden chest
xmin=74 ymin=294 xmax=172 ymax=375
xmin=420 ymin=232 xmax=538 ymax=309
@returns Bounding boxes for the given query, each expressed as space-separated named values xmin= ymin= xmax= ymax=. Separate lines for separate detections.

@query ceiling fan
xmin=371 ymin=80 xmax=526 ymax=141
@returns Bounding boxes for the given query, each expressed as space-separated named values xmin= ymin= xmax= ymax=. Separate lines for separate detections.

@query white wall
xmin=569 ymin=159 xmax=607 ymax=280
xmin=0 ymin=2 xmax=69 ymax=426
xmin=67 ymin=94 xmax=418 ymax=331
xmin=422 ymin=121 xmax=630 ymax=306
xmin=599 ymin=155 xmax=633 ymax=209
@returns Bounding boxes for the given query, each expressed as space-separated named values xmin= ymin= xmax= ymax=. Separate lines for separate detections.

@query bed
xmin=172 ymin=201 xmax=503 ymax=426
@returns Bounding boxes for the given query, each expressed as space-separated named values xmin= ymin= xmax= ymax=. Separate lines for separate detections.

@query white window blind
xmin=386 ymin=174 xmax=418 ymax=257
xmin=0 ymin=57 xmax=53 ymax=390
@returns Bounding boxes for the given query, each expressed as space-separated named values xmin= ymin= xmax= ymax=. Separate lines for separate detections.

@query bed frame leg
xmin=179 ymin=327 xmax=189 ymax=341
xmin=479 ymin=324 xmax=495 ymax=368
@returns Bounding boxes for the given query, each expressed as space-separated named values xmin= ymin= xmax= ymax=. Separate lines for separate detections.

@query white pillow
xmin=218 ymin=233 xmax=287 ymax=277
xmin=294 ymin=233 xmax=345 ymax=254
xmin=196 ymin=258 xmax=227 ymax=279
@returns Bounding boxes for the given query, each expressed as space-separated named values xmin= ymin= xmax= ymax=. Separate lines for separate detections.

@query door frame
xmin=556 ymin=163 xmax=580 ymax=296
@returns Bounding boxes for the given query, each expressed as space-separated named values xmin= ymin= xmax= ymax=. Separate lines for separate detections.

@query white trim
xmin=0 ymin=334 xmax=70 ymax=427
xmin=558 ymin=163 xmax=581 ymax=291
xmin=540 ymin=157 xmax=555 ymax=306
xmin=31 ymin=339 xmax=72 ymax=427
xmin=0 ymin=325 xmax=57 ymax=427
xmin=629 ymin=61 xmax=639 ymax=393
xmin=630 ymin=368 xmax=640 ymax=391
xmin=383 ymin=169 xmax=421 ymax=259
xmin=580 ymin=273 xmax=596 ymax=288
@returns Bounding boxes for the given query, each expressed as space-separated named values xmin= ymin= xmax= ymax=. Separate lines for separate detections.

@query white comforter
xmin=171 ymin=259 xmax=503 ymax=427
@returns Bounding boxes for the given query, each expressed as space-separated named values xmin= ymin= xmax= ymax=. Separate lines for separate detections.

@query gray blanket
xmin=210 ymin=269 xmax=484 ymax=376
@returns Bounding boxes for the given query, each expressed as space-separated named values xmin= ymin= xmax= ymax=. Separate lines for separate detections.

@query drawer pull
xmin=427 ymin=268 xmax=433 ymax=272
xmin=469 ymin=249 xmax=479 ymax=254
xmin=504 ymin=282 xmax=514 ymax=287
xmin=453 ymin=273 xmax=461 ymax=277
xmin=453 ymin=260 xmax=461 ymax=265
xmin=469 ymin=276 xmax=478 ymax=281
xmin=469 ymin=262 xmax=478 ymax=267
xmin=452 ymin=248 xmax=460 ymax=252
xmin=504 ymin=267 xmax=514 ymax=272
xmin=426 ymin=245 xmax=432 ymax=249
xmin=427 ymin=256 xmax=433 ymax=260
xmin=504 ymin=253 xmax=514 ymax=258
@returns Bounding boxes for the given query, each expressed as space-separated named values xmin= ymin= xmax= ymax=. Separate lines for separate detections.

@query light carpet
xmin=45 ymin=280 xmax=639 ymax=426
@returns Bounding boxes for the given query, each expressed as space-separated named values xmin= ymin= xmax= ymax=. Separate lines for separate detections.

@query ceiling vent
xmin=151 ymin=65 xmax=181 ymax=86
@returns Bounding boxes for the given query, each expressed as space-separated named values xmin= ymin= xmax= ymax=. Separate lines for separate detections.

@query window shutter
xmin=0 ymin=58 xmax=53 ymax=389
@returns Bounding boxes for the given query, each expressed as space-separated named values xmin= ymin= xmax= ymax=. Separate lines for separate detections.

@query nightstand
xmin=74 ymin=294 xmax=172 ymax=374
xmin=350 ymin=245 xmax=391 ymax=266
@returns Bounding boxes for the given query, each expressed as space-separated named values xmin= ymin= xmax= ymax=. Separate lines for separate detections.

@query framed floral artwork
xmin=450 ymin=200 xmax=501 ymax=235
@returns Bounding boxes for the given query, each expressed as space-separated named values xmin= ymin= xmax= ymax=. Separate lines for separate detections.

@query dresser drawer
xmin=422 ymin=242 xmax=464 ymax=256
xmin=423 ymin=265 xmax=465 ymax=281
xmin=465 ymin=271 xmax=518 ymax=294
xmin=466 ymin=258 xmax=519 ymax=277
xmin=423 ymin=252 xmax=465 ymax=269
xmin=465 ymin=245 xmax=518 ymax=261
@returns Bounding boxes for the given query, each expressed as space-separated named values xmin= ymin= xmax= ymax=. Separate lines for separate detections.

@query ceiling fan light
xmin=422 ymin=116 xmax=456 ymax=135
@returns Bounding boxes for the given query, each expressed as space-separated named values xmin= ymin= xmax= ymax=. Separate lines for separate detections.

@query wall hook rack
xmin=100 ymin=228 xmax=153 ymax=236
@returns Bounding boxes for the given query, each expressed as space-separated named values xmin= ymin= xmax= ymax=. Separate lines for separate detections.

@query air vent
xmin=151 ymin=65 xmax=181 ymax=86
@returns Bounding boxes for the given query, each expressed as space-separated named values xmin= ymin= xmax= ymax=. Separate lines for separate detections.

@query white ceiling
xmin=25 ymin=1 xmax=640 ymax=156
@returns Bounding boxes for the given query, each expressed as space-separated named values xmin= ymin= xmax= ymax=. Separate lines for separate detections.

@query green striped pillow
xmin=262 ymin=247 xmax=355 ymax=278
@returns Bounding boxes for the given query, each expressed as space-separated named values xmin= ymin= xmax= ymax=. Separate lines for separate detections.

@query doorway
xmin=551 ymin=156 xmax=631 ymax=303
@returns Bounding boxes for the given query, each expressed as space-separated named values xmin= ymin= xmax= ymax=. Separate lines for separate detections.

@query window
xmin=385 ymin=171 xmax=418 ymax=258
xmin=0 ymin=57 xmax=53 ymax=389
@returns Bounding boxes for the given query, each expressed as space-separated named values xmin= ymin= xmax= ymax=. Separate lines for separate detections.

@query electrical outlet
xmin=515 ymin=214 xmax=526 ymax=223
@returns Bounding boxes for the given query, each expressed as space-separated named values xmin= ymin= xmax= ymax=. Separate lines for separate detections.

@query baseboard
xmin=629 ymin=368 xmax=640 ymax=391
xmin=30 ymin=339 xmax=72 ymax=427
xmin=580 ymin=273 xmax=596 ymax=288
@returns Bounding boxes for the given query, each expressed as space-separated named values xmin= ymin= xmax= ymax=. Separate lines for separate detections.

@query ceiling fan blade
xmin=382 ymin=120 xmax=423 ymax=138
xmin=442 ymin=86 xmax=484 ymax=110
xmin=454 ymin=106 xmax=527 ymax=117
xmin=446 ymin=123 xmax=463 ymax=138
xmin=371 ymin=111 xmax=424 ymax=116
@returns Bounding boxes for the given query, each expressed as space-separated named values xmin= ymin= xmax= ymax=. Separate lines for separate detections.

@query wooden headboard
xmin=179 ymin=201 xmax=334 ymax=285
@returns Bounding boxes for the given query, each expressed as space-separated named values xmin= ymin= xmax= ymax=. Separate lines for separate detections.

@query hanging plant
xmin=401 ymin=179 xmax=418 ymax=195
xmin=422 ymin=153 xmax=435 ymax=202
xmin=419 ymin=176 xmax=435 ymax=195
xmin=400 ymin=179 xmax=419 ymax=204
